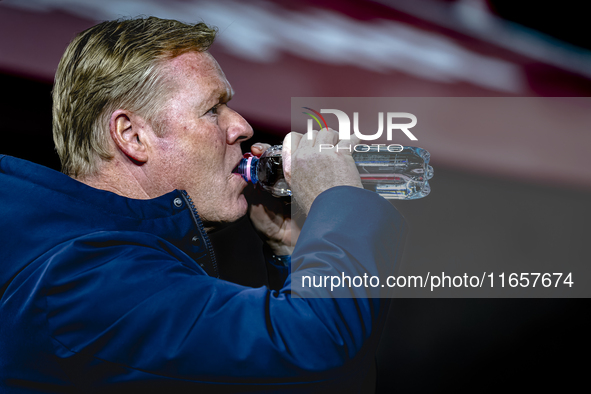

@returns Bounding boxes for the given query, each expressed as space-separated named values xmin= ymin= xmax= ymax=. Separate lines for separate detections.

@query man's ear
xmin=109 ymin=109 xmax=149 ymax=164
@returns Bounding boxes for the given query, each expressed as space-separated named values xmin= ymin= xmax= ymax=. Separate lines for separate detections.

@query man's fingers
xmin=283 ymin=132 xmax=303 ymax=184
xmin=298 ymin=129 xmax=317 ymax=147
xmin=315 ymin=127 xmax=339 ymax=145
xmin=298 ymin=127 xmax=338 ymax=147
xmin=283 ymin=132 xmax=302 ymax=154
xmin=250 ymin=143 xmax=271 ymax=157
xmin=336 ymin=133 xmax=360 ymax=155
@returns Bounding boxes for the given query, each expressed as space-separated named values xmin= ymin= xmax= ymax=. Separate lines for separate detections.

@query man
xmin=0 ymin=17 xmax=406 ymax=392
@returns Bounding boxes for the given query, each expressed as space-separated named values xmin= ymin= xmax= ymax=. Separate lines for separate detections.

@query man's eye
xmin=206 ymin=105 xmax=219 ymax=116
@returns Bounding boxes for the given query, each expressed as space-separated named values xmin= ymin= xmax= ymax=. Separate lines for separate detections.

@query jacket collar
xmin=0 ymin=155 xmax=218 ymax=286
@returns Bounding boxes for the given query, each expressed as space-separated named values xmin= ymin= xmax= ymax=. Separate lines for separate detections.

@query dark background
xmin=2 ymin=0 xmax=589 ymax=391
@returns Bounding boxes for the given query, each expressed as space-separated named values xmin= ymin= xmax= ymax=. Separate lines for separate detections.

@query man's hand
xmin=246 ymin=129 xmax=363 ymax=254
xmin=247 ymin=143 xmax=299 ymax=256
xmin=283 ymin=128 xmax=363 ymax=215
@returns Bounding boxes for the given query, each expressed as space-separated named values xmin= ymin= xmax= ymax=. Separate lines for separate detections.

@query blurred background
xmin=1 ymin=0 xmax=589 ymax=391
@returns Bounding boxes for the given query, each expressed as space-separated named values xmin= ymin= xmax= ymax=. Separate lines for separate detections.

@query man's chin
xmin=235 ymin=193 xmax=249 ymax=217
xmin=202 ymin=196 xmax=248 ymax=232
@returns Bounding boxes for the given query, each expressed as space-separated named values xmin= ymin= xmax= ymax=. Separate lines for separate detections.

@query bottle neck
xmin=235 ymin=156 xmax=259 ymax=184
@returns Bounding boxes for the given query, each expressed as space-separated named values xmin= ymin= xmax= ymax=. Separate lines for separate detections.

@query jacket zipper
xmin=180 ymin=191 xmax=219 ymax=278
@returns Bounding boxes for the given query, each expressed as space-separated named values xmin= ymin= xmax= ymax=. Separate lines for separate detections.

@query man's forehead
xmin=168 ymin=51 xmax=215 ymax=74
xmin=165 ymin=51 xmax=233 ymax=99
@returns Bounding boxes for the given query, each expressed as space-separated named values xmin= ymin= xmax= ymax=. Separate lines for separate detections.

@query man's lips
xmin=229 ymin=155 xmax=247 ymax=182
xmin=231 ymin=152 xmax=255 ymax=180
xmin=231 ymin=157 xmax=242 ymax=174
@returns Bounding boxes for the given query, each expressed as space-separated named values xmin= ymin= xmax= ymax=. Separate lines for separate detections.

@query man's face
xmin=149 ymin=51 xmax=253 ymax=226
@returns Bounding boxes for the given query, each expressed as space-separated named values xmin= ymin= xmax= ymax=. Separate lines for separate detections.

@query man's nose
xmin=226 ymin=108 xmax=253 ymax=144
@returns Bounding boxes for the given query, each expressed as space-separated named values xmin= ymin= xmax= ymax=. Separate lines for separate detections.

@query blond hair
xmin=52 ymin=17 xmax=217 ymax=177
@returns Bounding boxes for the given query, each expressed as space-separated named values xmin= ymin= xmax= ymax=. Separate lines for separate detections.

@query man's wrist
xmin=269 ymin=254 xmax=291 ymax=268
xmin=265 ymin=242 xmax=294 ymax=257
xmin=263 ymin=243 xmax=292 ymax=268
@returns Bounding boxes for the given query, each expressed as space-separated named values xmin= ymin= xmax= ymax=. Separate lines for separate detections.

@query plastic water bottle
xmin=234 ymin=145 xmax=433 ymax=200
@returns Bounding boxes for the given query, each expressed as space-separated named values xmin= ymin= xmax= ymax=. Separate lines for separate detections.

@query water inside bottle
xmin=235 ymin=145 xmax=433 ymax=200
xmin=353 ymin=146 xmax=433 ymax=200
xmin=258 ymin=151 xmax=291 ymax=197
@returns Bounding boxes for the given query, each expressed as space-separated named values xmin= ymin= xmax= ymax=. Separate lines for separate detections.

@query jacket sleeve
xmin=41 ymin=186 xmax=406 ymax=385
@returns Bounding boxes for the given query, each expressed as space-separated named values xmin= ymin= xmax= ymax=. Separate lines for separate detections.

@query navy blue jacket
xmin=0 ymin=155 xmax=407 ymax=393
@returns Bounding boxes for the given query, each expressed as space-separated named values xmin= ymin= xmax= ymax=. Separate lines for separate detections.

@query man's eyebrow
xmin=220 ymin=86 xmax=234 ymax=102
xmin=201 ymin=86 xmax=232 ymax=111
